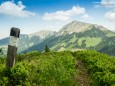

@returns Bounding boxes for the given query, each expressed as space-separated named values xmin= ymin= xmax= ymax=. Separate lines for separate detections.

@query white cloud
xmin=105 ymin=9 xmax=115 ymax=22
xmin=94 ymin=0 xmax=115 ymax=8
xmin=81 ymin=14 xmax=92 ymax=19
xmin=0 ymin=1 xmax=35 ymax=17
xmin=43 ymin=6 xmax=87 ymax=21
xmin=101 ymin=0 xmax=115 ymax=8
xmin=94 ymin=0 xmax=115 ymax=22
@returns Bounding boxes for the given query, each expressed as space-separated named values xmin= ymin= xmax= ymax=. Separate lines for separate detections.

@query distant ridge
xmin=29 ymin=30 xmax=56 ymax=38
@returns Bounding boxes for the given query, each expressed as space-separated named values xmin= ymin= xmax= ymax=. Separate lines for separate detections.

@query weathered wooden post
xmin=6 ymin=27 xmax=20 ymax=68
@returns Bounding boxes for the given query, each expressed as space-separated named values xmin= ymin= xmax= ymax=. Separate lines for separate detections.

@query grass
xmin=78 ymin=37 xmax=102 ymax=47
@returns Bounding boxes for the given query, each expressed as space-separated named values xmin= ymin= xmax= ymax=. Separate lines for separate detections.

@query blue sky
xmin=0 ymin=0 xmax=115 ymax=39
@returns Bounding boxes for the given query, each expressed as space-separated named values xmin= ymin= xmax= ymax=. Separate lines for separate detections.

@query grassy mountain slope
xmin=96 ymin=36 xmax=115 ymax=55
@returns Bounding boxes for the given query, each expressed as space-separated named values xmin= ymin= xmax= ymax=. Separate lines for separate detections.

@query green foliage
xmin=0 ymin=50 xmax=114 ymax=86
xmin=10 ymin=63 xmax=29 ymax=85
xmin=24 ymin=51 xmax=76 ymax=86
xmin=74 ymin=50 xmax=115 ymax=86
xmin=36 ymin=52 xmax=76 ymax=86
xmin=0 ymin=48 xmax=3 ymax=55
xmin=0 ymin=65 xmax=8 ymax=86
xmin=0 ymin=51 xmax=76 ymax=86
xmin=77 ymin=37 xmax=101 ymax=47
xmin=0 ymin=57 xmax=6 ymax=64
xmin=17 ymin=51 xmax=41 ymax=61
xmin=0 ymin=63 xmax=29 ymax=86
xmin=81 ymin=40 xmax=86 ymax=48
xmin=45 ymin=45 xmax=50 ymax=52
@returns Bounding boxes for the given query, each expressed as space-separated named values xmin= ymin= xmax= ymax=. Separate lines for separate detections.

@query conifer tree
xmin=45 ymin=45 xmax=50 ymax=52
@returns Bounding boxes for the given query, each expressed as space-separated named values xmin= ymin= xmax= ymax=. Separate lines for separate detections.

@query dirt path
xmin=75 ymin=60 xmax=91 ymax=86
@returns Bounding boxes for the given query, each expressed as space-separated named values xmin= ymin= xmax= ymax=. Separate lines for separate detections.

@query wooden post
xmin=6 ymin=27 xmax=20 ymax=68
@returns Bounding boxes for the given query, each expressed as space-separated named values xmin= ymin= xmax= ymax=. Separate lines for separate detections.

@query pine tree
xmin=45 ymin=45 xmax=50 ymax=52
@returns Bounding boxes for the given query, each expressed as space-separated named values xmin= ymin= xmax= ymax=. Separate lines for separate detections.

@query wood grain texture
xmin=6 ymin=45 xmax=17 ymax=68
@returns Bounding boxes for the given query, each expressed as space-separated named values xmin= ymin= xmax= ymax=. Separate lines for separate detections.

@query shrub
xmin=0 ymin=63 xmax=29 ymax=86
xmin=74 ymin=50 xmax=115 ymax=86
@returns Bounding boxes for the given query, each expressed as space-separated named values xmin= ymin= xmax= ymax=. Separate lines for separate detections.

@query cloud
xmin=105 ymin=9 xmax=115 ymax=22
xmin=101 ymin=0 xmax=115 ymax=8
xmin=94 ymin=0 xmax=115 ymax=22
xmin=81 ymin=14 xmax=92 ymax=19
xmin=43 ymin=6 xmax=88 ymax=21
xmin=94 ymin=0 xmax=115 ymax=8
xmin=0 ymin=1 xmax=35 ymax=17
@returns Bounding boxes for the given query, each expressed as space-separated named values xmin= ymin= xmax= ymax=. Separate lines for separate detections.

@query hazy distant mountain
xmin=29 ymin=30 xmax=56 ymax=38
xmin=24 ymin=21 xmax=115 ymax=56
xmin=0 ymin=30 xmax=55 ymax=54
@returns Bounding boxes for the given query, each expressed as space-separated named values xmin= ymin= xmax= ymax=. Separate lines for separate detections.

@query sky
xmin=0 ymin=0 xmax=115 ymax=39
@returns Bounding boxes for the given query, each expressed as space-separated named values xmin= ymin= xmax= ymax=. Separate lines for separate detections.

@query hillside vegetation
xmin=74 ymin=50 xmax=115 ymax=86
xmin=0 ymin=50 xmax=115 ymax=86
xmin=0 ymin=51 xmax=77 ymax=86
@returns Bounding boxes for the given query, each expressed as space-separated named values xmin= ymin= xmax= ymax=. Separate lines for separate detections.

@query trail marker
xmin=6 ymin=27 xmax=20 ymax=68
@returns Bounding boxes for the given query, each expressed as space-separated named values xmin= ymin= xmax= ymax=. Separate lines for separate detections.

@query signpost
xmin=6 ymin=27 xmax=20 ymax=68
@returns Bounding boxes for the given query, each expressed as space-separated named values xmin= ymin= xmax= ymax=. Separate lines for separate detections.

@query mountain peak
xmin=58 ymin=21 xmax=108 ymax=35
xmin=29 ymin=30 xmax=56 ymax=38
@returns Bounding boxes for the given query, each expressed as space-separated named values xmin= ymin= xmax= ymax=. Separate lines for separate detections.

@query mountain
xmin=18 ymin=30 xmax=56 ymax=53
xmin=96 ymin=36 xmax=115 ymax=56
xmin=24 ymin=21 xmax=115 ymax=56
xmin=58 ymin=21 xmax=107 ymax=35
xmin=29 ymin=30 xmax=56 ymax=38
xmin=112 ymin=30 xmax=115 ymax=31
xmin=0 ymin=30 xmax=56 ymax=54
xmin=0 ymin=21 xmax=115 ymax=55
